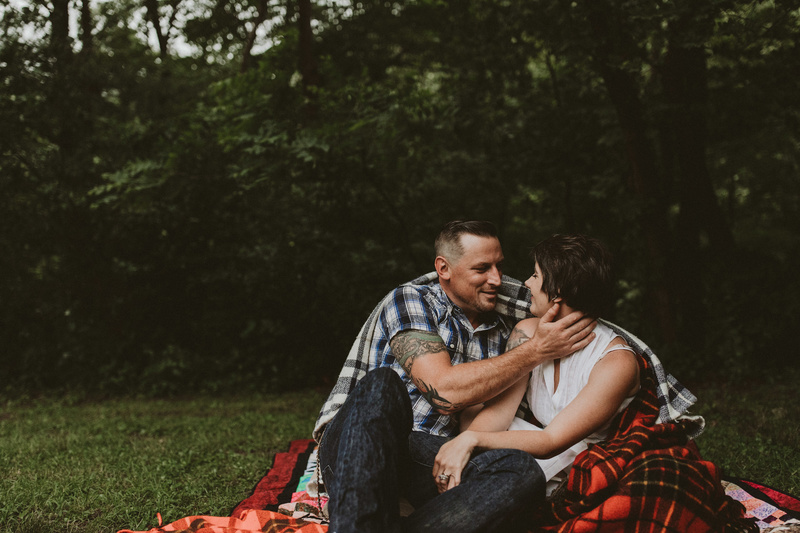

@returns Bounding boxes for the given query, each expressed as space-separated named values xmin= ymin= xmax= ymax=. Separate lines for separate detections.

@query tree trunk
xmin=664 ymin=41 xmax=734 ymax=256
xmin=242 ymin=0 xmax=269 ymax=72
xmin=298 ymin=0 xmax=318 ymax=117
xmin=662 ymin=11 xmax=735 ymax=346
xmin=49 ymin=0 xmax=76 ymax=171
xmin=585 ymin=3 xmax=677 ymax=342
xmin=50 ymin=0 xmax=71 ymax=63
xmin=79 ymin=0 xmax=93 ymax=55
xmin=145 ymin=0 xmax=169 ymax=57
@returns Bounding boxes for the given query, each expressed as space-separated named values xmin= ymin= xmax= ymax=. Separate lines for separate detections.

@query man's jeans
xmin=318 ymin=367 xmax=545 ymax=533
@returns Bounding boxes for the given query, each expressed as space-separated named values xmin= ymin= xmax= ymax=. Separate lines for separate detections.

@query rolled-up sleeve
xmin=381 ymin=285 xmax=439 ymax=343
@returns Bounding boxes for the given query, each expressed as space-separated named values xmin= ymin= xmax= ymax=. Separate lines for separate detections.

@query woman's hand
xmin=433 ymin=431 xmax=479 ymax=493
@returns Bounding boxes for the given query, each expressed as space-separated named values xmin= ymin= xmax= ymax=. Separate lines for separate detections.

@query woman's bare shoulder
xmin=507 ymin=318 xmax=540 ymax=350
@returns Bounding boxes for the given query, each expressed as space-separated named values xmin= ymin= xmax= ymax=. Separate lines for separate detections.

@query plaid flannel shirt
xmin=313 ymin=273 xmax=702 ymax=442
xmin=375 ymin=281 xmax=513 ymax=436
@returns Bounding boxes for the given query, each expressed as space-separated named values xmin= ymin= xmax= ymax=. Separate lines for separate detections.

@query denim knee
xmin=357 ymin=368 xmax=411 ymax=420
xmin=471 ymin=448 xmax=546 ymax=499
xmin=319 ymin=367 xmax=412 ymax=477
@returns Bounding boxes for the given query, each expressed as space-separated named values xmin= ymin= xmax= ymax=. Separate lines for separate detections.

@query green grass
xmin=688 ymin=375 xmax=800 ymax=497
xmin=0 ymin=389 xmax=328 ymax=533
xmin=1 ymin=377 xmax=798 ymax=533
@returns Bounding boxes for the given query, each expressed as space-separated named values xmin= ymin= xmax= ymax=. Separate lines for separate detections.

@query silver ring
xmin=437 ymin=474 xmax=450 ymax=481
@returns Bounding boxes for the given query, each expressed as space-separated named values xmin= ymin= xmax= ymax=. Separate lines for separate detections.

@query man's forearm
xmin=395 ymin=311 xmax=596 ymax=415
xmin=426 ymin=341 xmax=547 ymax=413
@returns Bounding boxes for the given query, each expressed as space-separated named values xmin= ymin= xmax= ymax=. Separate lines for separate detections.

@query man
xmin=314 ymin=220 xmax=596 ymax=533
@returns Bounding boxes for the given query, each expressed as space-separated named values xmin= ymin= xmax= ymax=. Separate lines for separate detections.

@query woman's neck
xmin=554 ymin=302 xmax=576 ymax=321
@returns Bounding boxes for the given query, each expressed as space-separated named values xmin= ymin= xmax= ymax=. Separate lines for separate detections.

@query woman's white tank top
xmin=508 ymin=322 xmax=636 ymax=494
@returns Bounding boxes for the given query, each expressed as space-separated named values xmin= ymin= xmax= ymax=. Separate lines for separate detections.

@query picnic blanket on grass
xmin=242 ymin=357 xmax=796 ymax=533
xmin=118 ymin=428 xmax=800 ymax=533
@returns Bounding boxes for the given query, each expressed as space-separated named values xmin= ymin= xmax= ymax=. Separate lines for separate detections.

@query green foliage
xmin=1 ymin=0 xmax=798 ymax=391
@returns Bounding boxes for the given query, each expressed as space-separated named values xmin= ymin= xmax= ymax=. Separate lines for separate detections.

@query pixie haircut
xmin=531 ymin=234 xmax=614 ymax=318
xmin=435 ymin=220 xmax=498 ymax=262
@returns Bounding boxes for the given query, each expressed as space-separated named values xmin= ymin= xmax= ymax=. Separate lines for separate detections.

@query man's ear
xmin=435 ymin=256 xmax=451 ymax=280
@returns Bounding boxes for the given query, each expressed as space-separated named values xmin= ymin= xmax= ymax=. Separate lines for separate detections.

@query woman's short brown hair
xmin=530 ymin=234 xmax=614 ymax=318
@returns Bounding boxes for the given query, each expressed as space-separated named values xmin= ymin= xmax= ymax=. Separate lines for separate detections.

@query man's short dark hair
xmin=435 ymin=220 xmax=498 ymax=262
xmin=531 ymin=234 xmax=614 ymax=318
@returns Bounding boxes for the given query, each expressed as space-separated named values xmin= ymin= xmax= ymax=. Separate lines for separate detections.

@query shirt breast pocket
xmin=440 ymin=332 xmax=464 ymax=362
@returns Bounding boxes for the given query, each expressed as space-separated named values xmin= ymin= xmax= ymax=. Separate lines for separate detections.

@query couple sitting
xmin=313 ymin=221 xmax=746 ymax=533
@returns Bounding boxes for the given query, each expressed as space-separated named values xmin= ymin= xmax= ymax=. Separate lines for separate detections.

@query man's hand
xmin=524 ymin=304 xmax=596 ymax=362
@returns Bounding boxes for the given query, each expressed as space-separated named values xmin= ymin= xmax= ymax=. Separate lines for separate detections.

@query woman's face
xmin=524 ymin=262 xmax=557 ymax=317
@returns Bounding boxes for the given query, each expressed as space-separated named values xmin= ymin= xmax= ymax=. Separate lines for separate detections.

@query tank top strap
xmin=600 ymin=343 xmax=637 ymax=358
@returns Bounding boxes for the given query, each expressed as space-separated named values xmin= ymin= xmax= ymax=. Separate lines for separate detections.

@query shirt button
xmin=449 ymin=344 xmax=455 ymax=349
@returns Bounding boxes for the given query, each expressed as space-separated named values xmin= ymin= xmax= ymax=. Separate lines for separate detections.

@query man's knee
xmin=362 ymin=366 xmax=405 ymax=390
xmin=360 ymin=366 xmax=407 ymax=399
xmin=351 ymin=367 xmax=412 ymax=425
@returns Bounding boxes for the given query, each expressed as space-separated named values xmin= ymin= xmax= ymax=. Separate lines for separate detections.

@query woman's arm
xmin=461 ymin=375 xmax=529 ymax=432
xmin=434 ymin=341 xmax=639 ymax=491
xmin=459 ymin=318 xmax=540 ymax=433
xmin=477 ymin=347 xmax=638 ymax=456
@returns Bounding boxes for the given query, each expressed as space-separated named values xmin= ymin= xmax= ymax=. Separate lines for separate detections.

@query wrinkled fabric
xmin=318 ymin=367 xmax=545 ymax=533
xmin=117 ymin=509 xmax=327 ymax=533
xmin=530 ymin=355 xmax=752 ymax=533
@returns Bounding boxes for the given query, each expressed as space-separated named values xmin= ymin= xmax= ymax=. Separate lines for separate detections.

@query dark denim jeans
xmin=318 ymin=367 xmax=545 ymax=533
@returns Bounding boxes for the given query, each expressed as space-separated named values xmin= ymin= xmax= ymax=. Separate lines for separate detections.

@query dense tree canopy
xmin=2 ymin=0 xmax=798 ymax=393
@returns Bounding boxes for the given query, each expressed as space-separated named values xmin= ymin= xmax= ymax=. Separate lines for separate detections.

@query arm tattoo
xmin=506 ymin=326 xmax=531 ymax=351
xmin=417 ymin=379 xmax=462 ymax=414
xmin=390 ymin=331 xmax=459 ymax=413
xmin=390 ymin=331 xmax=447 ymax=374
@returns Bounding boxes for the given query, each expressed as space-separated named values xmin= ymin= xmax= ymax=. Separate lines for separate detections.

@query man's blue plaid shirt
xmin=372 ymin=279 xmax=514 ymax=437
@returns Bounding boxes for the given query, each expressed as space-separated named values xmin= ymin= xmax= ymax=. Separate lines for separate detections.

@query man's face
xmin=441 ymin=234 xmax=504 ymax=325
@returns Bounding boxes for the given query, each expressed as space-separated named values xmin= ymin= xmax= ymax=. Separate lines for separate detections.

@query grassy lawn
xmin=1 ymin=376 xmax=798 ymax=533
xmin=688 ymin=374 xmax=800 ymax=497
xmin=0 ymin=389 xmax=328 ymax=533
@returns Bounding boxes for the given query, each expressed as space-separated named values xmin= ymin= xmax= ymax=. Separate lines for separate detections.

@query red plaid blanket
xmin=531 ymin=355 xmax=753 ymax=533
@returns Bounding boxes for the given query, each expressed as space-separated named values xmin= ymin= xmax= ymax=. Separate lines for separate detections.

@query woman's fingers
xmin=449 ymin=468 xmax=462 ymax=490
xmin=436 ymin=474 xmax=449 ymax=493
xmin=434 ymin=433 xmax=475 ymax=493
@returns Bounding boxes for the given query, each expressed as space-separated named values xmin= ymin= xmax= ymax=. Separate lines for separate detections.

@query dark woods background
xmin=2 ymin=0 xmax=798 ymax=394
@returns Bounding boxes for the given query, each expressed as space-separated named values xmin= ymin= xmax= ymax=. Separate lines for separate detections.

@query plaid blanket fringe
xmin=532 ymin=354 xmax=753 ymax=533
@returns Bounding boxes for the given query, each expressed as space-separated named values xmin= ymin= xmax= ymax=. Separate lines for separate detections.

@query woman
xmin=433 ymin=233 xmax=640 ymax=496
